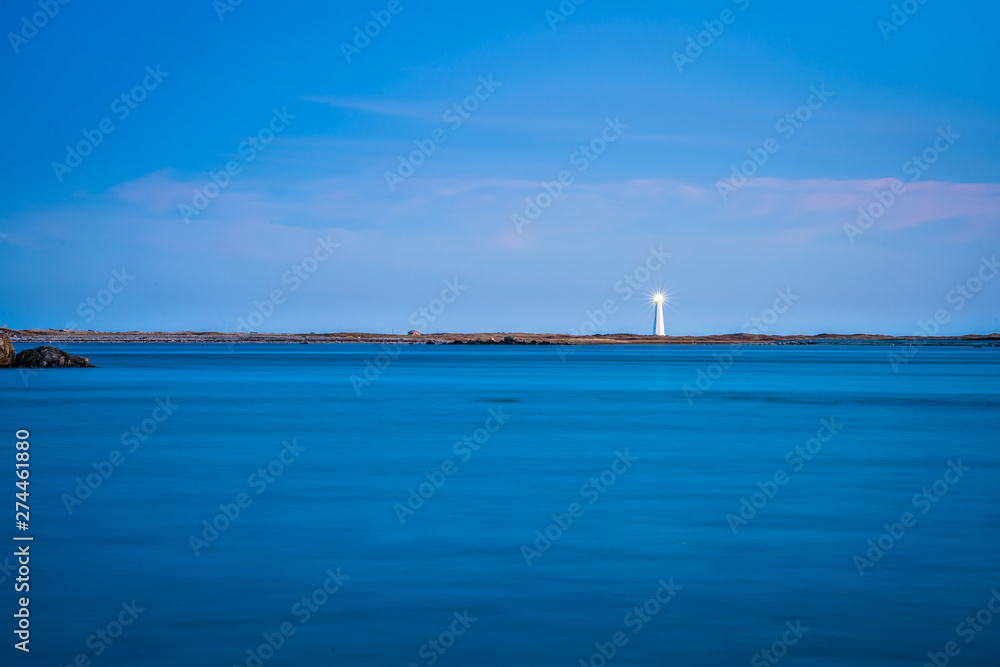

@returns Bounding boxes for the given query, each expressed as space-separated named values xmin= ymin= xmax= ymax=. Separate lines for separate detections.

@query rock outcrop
xmin=0 ymin=332 xmax=13 ymax=366
xmin=452 ymin=336 xmax=550 ymax=345
xmin=10 ymin=346 xmax=94 ymax=368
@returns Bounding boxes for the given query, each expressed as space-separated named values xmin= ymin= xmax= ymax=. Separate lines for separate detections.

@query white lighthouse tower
xmin=652 ymin=292 xmax=666 ymax=336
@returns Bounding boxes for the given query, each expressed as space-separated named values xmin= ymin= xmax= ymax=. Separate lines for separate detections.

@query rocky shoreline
xmin=1 ymin=332 xmax=94 ymax=368
xmin=3 ymin=328 xmax=999 ymax=347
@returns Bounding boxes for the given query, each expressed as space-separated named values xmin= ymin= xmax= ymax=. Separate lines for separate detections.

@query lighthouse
xmin=652 ymin=292 xmax=666 ymax=336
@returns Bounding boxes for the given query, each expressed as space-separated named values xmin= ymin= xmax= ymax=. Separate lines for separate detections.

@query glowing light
xmin=650 ymin=290 xmax=667 ymax=336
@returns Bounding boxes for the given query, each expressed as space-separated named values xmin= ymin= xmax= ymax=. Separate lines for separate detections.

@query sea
xmin=2 ymin=343 xmax=998 ymax=666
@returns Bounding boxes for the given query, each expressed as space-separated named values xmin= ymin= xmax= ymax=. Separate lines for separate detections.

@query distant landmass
xmin=3 ymin=328 xmax=999 ymax=346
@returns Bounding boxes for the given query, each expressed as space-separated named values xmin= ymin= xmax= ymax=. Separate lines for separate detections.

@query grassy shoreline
xmin=4 ymin=328 xmax=999 ymax=346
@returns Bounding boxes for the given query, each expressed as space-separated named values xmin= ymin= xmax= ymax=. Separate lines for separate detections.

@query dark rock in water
xmin=0 ymin=333 xmax=92 ymax=369
xmin=0 ymin=332 xmax=13 ymax=367
xmin=498 ymin=336 xmax=530 ymax=345
xmin=11 ymin=346 xmax=94 ymax=368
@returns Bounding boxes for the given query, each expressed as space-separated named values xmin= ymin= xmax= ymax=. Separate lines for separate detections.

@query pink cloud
xmin=63 ymin=166 xmax=1000 ymax=252
xmin=107 ymin=168 xmax=196 ymax=214
xmin=728 ymin=177 xmax=1000 ymax=237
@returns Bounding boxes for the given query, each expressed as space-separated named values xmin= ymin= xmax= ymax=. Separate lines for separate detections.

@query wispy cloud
xmin=303 ymin=95 xmax=443 ymax=122
xmin=21 ymin=160 xmax=1000 ymax=256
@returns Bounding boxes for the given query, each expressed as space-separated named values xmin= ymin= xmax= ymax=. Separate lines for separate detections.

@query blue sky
xmin=2 ymin=0 xmax=999 ymax=335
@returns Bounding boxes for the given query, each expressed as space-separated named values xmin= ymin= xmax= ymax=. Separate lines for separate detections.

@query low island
xmin=3 ymin=328 xmax=998 ymax=347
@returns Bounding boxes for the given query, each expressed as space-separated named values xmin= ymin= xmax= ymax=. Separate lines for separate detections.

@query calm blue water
xmin=2 ymin=344 xmax=999 ymax=666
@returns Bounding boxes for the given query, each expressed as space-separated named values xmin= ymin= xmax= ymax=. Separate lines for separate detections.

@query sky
xmin=1 ymin=0 xmax=999 ymax=335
